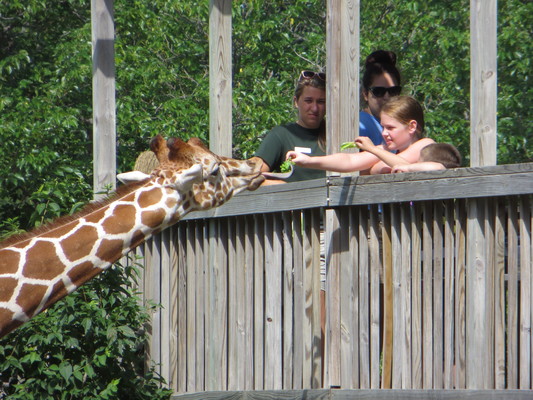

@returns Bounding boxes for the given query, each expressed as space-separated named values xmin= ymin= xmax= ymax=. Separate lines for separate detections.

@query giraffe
xmin=0 ymin=135 xmax=265 ymax=338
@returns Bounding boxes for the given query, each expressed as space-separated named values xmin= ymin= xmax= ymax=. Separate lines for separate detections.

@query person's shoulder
xmin=359 ymin=110 xmax=376 ymax=122
xmin=416 ymin=138 xmax=436 ymax=147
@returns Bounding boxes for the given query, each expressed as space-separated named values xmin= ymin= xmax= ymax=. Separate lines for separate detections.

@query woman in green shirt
xmin=254 ymin=70 xmax=327 ymax=183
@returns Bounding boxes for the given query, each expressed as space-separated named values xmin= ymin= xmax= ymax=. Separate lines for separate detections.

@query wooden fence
xmin=130 ymin=163 xmax=533 ymax=395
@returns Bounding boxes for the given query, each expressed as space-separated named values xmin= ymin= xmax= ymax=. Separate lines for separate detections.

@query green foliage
xmin=0 ymin=259 xmax=172 ymax=400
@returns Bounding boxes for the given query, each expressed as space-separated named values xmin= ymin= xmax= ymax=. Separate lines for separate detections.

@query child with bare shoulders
xmin=391 ymin=143 xmax=461 ymax=173
xmin=287 ymin=96 xmax=435 ymax=174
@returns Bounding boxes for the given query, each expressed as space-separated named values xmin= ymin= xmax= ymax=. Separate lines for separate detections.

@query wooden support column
xmin=467 ymin=0 xmax=497 ymax=390
xmin=91 ymin=0 xmax=116 ymax=199
xmin=470 ymin=0 xmax=497 ymax=167
xmin=325 ymin=0 xmax=360 ymax=389
xmin=209 ymin=0 xmax=232 ymax=158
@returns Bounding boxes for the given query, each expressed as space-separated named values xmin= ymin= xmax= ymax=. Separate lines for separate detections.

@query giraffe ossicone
xmin=0 ymin=135 xmax=264 ymax=338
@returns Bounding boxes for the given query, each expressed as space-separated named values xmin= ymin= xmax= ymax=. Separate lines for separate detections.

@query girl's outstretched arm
xmin=286 ymin=149 xmax=380 ymax=173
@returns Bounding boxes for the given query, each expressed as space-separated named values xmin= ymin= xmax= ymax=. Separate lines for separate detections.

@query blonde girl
xmin=287 ymin=96 xmax=435 ymax=174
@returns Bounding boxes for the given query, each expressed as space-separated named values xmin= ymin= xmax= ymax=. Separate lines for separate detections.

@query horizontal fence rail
xmin=129 ymin=164 xmax=533 ymax=394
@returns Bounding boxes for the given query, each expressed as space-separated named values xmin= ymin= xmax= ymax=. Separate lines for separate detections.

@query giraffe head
xmin=119 ymin=135 xmax=265 ymax=213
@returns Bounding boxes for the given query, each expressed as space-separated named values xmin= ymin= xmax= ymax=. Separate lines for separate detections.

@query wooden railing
xmin=131 ymin=163 xmax=533 ymax=394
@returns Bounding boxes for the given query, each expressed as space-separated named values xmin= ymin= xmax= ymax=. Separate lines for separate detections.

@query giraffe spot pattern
xmin=138 ymin=187 xmax=163 ymax=208
xmin=0 ymin=277 xmax=18 ymax=302
xmin=141 ymin=208 xmax=167 ymax=229
xmin=0 ymin=250 xmax=20 ymax=274
xmin=101 ymin=204 xmax=136 ymax=235
xmin=23 ymin=241 xmax=65 ymax=280
xmin=42 ymin=279 xmax=69 ymax=310
xmin=96 ymin=238 xmax=125 ymax=263
xmin=61 ymin=225 xmax=99 ymax=262
xmin=16 ymin=283 xmax=49 ymax=317
xmin=67 ymin=261 xmax=103 ymax=290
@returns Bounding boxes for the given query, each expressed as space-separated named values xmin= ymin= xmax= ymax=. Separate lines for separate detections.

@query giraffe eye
xmin=210 ymin=164 xmax=220 ymax=177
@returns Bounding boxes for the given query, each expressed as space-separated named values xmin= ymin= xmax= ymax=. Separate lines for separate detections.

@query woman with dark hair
xmin=254 ymin=70 xmax=327 ymax=182
xmin=360 ymin=50 xmax=402 ymax=145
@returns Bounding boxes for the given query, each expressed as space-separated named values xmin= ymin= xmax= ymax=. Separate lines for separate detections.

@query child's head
xmin=419 ymin=143 xmax=462 ymax=168
xmin=380 ymin=96 xmax=425 ymax=140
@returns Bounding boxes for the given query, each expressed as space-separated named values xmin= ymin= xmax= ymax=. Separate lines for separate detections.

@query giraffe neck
xmin=0 ymin=179 xmax=188 ymax=337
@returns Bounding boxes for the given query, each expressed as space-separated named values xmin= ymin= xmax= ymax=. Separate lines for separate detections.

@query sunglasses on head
xmin=368 ymin=86 xmax=402 ymax=98
xmin=300 ymin=70 xmax=326 ymax=81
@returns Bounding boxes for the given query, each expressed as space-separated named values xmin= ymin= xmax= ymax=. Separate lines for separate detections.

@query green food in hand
xmin=340 ymin=141 xmax=357 ymax=151
xmin=280 ymin=160 xmax=294 ymax=173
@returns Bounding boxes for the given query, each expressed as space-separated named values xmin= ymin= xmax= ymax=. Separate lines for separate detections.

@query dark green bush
xmin=0 ymin=258 xmax=171 ymax=400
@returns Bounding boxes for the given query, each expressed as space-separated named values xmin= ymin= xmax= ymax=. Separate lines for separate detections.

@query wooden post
xmin=325 ymin=0 xmax=360 ymax=389
xmin=209 ymin=0 xmax=232 ymax=158
xmin=91 ymin=0 xmax=116 ymax=199
xmin=470 ymin=0 xmax=497 ymax=166
xmin=467 ymin=0 xmax=497 ymax=390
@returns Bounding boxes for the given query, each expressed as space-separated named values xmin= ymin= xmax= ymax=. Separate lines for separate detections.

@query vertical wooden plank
xmin=293 ymin=212 xmax=304 ymax=389
xmin=519 ymin=196 xmax=532 ymax=389
xmin=151 ymin=234 xmax=162 ymax=376
xmin=486 ymin=199 xmax=496 ymax=389
xmin=179 ymin=225 xmax=189 ymax=392
xmin=244 ymin=216 xmax=255 ymax=390
xmin=282 ymin=212 xmax=294 ymax=389
xmin=391 ymin=205 xmax=402 ymax=388
xmin=466 ymin=198 xmax=490 ymax=389
xmin=494 ymin=200 xmax=507 ymax=389
xmin=400 ymin=203 xmax=412 ymax=389
xmin=381 ymin=204 xmax=393 ymax=389
xmin=422 ymin=202 xmax=434 ymax=388
xmin=235 ymin=218 xmax=247 ymax=389
xmin=160 ymin=228 xmax=171 ymax=386
xmin=227 ymin=217 xmax=239 ymax=390
xmin=168 ymin=228 xmax=179 ymax=393
xmin=208 ymin=0 xmax=232 ymax=157
xmin=433 ymin=202 xmax=444 ymax=389
xmin=311 ymin=209 xmax=323 ymax=388
xmin=455 ymin=200 xmax=467 ymax=389
xmin=340 ymin=208 xmax=357 ymax=388
xmin=176 ymin=225 xmax=187 ymax=393
xmin=143 ymin=238 xmax=154 ymax=371
xmin=470 ymin=0 xmax=497 ymax=166
xmin=264 ymin=214 xmax=282 ymax=389
xmin=359 ymin=206 xmax=371 ymax=389
xmin=253 ymin=215 xmax=265 ymax=390
xmin=369 ymin=205 xmax=382 ymax=389
xmin=507 ymin=198 xmax=519 ymax=388
xmin=206 ymin=219 xmax=227 ymax=390
xmin=351 ymin=208 xmax=360 ymax=389
xmin=325 ymin=207 xmax=341 ymax=387
xmin=529 ymin=196 xmax=533 ymax=389
xmin=411 ymin=202 xmax=423 ymax=389
xmin=443 ymin=200 xmax=456 ymax=389
xmin=91 ymin=0 xmax=116 ymax=199
xmin=196 ymin=222 xmax=207 ymax=392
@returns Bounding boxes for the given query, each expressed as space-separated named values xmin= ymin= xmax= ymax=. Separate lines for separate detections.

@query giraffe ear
xmin=117 ymin=171 xmax=151 ymax=184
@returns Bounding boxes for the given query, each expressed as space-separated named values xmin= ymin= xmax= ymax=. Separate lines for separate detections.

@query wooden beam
xmin=470 ymin=0 xmax=497 ymax=166
xmin=91 ymin=0 xmax=116 ymax=199
xmin=209 ymin=0 xmax=232 ymax=158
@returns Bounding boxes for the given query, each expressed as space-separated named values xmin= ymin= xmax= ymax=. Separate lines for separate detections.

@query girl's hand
xmin=286 ymin=150 xmax=310 ymax=166
xmin=355 ymin=136 xmax=376 ymax=152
